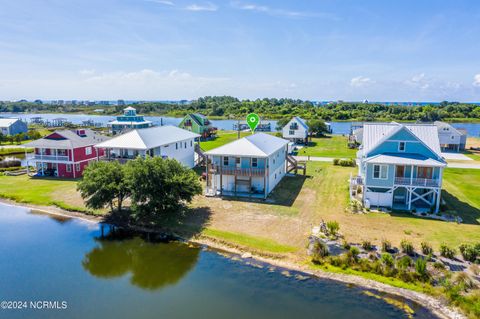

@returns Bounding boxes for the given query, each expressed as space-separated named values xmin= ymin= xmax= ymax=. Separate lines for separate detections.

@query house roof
xmin=434 ymin=121 xmax=467 ymax=137
xmin=24 ymin=129 xmax=109 ymax=149
xmin=124 ymin=106 xmax=136 ymax=111
xmin=0 ymin=118 xmax=21 ymax=127
xmin=95 ymin=125 xmax=199 ymax=150
xmin=364 ymin=153 xmax=446 ymax=167
xmin=292 ymin=117 xmax=309 ymax=130
xmin=361 ymin=122 xmax=442 ymax=158
xmin=205 ymin=133 xmax=288 ymax=157
xmin=107 ymin=119 xmax=152 ymax=125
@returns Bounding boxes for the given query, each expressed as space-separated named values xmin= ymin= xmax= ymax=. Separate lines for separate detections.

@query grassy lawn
xmin=199 ymin=130 xmax=259 ymax=151
xmin=0 ymin=175 xmax=100 ymax=214
xmin=297 ymin=135 xmax=356 ymax=158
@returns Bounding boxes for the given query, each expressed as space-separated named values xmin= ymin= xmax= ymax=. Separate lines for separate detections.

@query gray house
xmin=0 ymin=118 xmax=28 ymax=136
xmin=434 ymin=121 xmax=467 ymax=152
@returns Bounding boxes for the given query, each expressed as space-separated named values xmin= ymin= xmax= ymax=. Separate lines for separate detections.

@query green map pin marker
xmin=246 ymin=113 xmax=260 ymax=133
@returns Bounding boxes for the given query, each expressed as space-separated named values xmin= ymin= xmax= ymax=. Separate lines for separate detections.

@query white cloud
xmin=145 ymin=0 xmax=175 ymax=5
xmin=185 ymin=2 xmax=218 ymax=11
xmin=78 ymin=69 xmax=96 ymax=76
xmin=231 ymin=1 xmax=336 ymax=19
xmin=350 ymin=76 xmax=375 ymax=87
xmin=473 ymin=74 xmax=480 ymax=87
xmin=405 ymin=73 xmax=431 ymax=90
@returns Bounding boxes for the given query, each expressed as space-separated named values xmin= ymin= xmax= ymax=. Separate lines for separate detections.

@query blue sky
xmin=1 ymin=0 xmax=480 ymax=101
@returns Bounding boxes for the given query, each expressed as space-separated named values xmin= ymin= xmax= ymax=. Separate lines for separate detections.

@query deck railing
xmin=32 ymin=154 xmax=69 ymax=162
xmin=208 ymin=165 xmax=265 ymax=176
xmin=394 ymin=177 xmax=440 ymax=187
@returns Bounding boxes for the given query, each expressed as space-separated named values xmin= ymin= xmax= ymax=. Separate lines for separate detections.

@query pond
xmin=0 ymin=203 xmax=437 ymax=319
xmin=2 ymin=112 xmax=480 ymax=136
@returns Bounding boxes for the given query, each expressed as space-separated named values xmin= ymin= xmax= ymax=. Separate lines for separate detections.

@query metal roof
xmin=434 ymin=121 xmax=467 ymax=137
xmin=364 ymin=153 xmax=446 ymax=167
xmin=95 ymin=125 xmax=199 ymax=150
xmin=107 ymin=119 xmax=152 ymax=125
xmin=361 ymin=122 xmax=443 ymax=158
xmin=0 ymin=118 xmax=22 ymax=127
xmin=205 ymin=133 xmax=288 ymax=157
xmin=24 ymin=129 xmax=109 ymax=149
xmin=292 ymin=117 xmax=309 ymax=130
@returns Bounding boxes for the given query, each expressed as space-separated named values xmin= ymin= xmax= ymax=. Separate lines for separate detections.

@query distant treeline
xmin=2 ymin=97 xmax=480 ymax=121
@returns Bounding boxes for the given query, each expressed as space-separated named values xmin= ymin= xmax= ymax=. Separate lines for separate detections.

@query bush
xmin=397 ymin=255 xmax=413 ymax=270
xmin=348 ymin=246 xmax=360 ymax=262
xmin=459 ymin=244 xmax=478 ymax=262
xmin=338 ymin=158 xmax=356 ymax=167
xmin=400 ymin=239 xmax=415 ymax=256
xmin=381 ymin=239 xmax=391 ymax=252
xmin=311 ymin=240 xmax=329 ymax=262
xmin=342 ymin=240 xmax=350 ymax=250
xmin=415 ymin=257 xmax=429 ymax=280
xmin=381 ymin=253 xmax=394 ymax=267
xmin=440 ymin=244 xmax=456 ymax=259
xmin=333 ymin=158 xmax=340 ymax=166
xmin=421 ymin=242 xmax=433 ymax=255
xmin=326 ymin=221 xmax=340 ymax=236
xmin=361 ymin=240 xmax=373 ymax=251
xmin=452 ymin=272 xmax=477 ymax=291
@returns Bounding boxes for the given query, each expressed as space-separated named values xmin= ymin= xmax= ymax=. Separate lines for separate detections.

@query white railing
xmin=33 ymin=154 xmax=69 ymax=162
xmin=208 ymin=165 xmax=265 ymax=176
xmin=394 ymin=177 xmax=440 ymax=187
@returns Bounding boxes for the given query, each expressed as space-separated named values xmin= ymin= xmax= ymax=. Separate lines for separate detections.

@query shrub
xmin=381 ymin=253 xmax=394 ymax=267
xmin=348 ymin=246 xmax=360 ymax=261
xmin=433 ymin=261 xmax=445 ymax=270
xmin=459 ymin=244 xmax=478 ymax=262
xmin=397 ymin=255 xmax=413 ymax=270
xmin=469 ymin=264 xmax=479 ymax=276
xmin=342 ymin=240 xmax=350 ymax=250
xmin=400 ymin=239 xmax=415 ymax=256
xmin=381 ymin=239 xmax=391 ymax=252
xmin=333 ymin=158 xmax=340 ymax=166
xmin=421 ymin=242 xmax=433 ymax=255
xmin=440 ymin=244 xmax=456 ymax=259
xmin=326 ymin=221 xmax=340 ymax=236
xmin=415 ymin=257 xmax=429 ymax=280
xmin=311 ymin=240 xmax=329 ymax=262
xmin=452 ymin=272 xmax=477 ymax=291
xmin=338 ymin=158 xmax=356 ymax=167
xmin=361 ymin=240 xmax=373 ymax=251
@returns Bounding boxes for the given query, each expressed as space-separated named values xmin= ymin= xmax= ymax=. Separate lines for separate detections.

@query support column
xmin=407 ymin=187 xmax=412 ymax=210
xmin=435 ymin=189 xmax=441 ymax=213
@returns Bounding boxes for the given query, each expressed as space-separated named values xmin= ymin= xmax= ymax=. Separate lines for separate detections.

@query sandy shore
xmin=0 ymin=199 xmax=466 ymax=319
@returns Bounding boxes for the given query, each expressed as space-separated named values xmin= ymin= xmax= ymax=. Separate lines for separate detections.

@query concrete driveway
xmin=441 ymin=152 xmax=472 ymax=161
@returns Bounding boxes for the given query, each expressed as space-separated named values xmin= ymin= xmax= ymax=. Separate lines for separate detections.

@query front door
xmin=396 ymin=165 xmax=405 ymax=177
xmin=236 ymin=157 xmax=241 ymax=168
xmin=417 ymin=167 xmax=433 ymax=179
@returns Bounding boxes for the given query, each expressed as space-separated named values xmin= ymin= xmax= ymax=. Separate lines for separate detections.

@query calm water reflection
xmin=0 ymin=203 xmax=437 ymax=319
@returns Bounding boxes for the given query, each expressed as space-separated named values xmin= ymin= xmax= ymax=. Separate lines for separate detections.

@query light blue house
xmin=107 ymin=107 xmax=153 ymax=135
xmin=353 ymin=122 xmax=447 ymax=213
xmin=204 ymin=133 xmax=289 ymax=198
xmin=0 ymin=118 xmax=28 ymax=136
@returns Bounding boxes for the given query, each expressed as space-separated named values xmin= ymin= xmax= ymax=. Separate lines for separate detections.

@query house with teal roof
xmin=107 ymin=107 xmax=153 ymax=135
xmin=178 ymin=113 xmax=215 ymax=139
xmin=352 ymin=122 xmax=447 ymax=213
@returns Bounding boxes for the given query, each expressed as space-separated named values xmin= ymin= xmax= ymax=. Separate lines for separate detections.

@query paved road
xmin=294 ymin=155 xmax=480 ymax=169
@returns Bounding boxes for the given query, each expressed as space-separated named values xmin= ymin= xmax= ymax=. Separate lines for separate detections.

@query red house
xmin=25 ymin=129 xmax=109 ymax=178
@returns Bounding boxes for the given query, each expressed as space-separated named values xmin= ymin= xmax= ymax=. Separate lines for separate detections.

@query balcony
xmin=209 ymin=165 xmax=265 ymax=176
xmin=32 ymin=154 xmax=69 ymax=162
xmin=394 ymin=177 xmax=440 ymax=187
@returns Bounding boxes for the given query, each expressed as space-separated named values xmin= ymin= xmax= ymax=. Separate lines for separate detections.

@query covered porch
xmin=392 ymin=185 xmax=441 ymax=213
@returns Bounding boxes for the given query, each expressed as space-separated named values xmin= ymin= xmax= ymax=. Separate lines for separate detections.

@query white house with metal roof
xmin=95 ymin=125 xmax=199 ymax=168
xmin=0 ymin=118 xmax=28 ymax=136
xmin=107 ymin=107 xmax=153 ymax=135
xmin=434 ymin=121 xmax=467 ymax=152
xmin=352 ymin=122 xmax=447 ymax=213
xmin=205 ymin=133 xmax=289 ymax=198
xmin=282 ymin=117 xmax=309 ymax=144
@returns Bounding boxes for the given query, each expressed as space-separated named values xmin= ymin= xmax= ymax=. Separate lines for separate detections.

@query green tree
xmin=77 ymin=161 xmax=129 ymax=212
xmin=125 ymin=157 xmax=202 ymax=220
xmin=307 ymin=119 xmax=328 ymax=137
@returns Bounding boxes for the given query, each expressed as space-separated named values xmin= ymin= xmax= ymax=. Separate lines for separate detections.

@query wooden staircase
xmin=194 ymin=143 xmax=207 ymax=166
xmin=287 ymin=155 xmax=306 ymax=175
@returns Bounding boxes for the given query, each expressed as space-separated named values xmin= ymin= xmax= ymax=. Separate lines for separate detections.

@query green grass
xmin=203 ymin=228 xmax=298 ymax=253
xmin=0 ymin=147 xmax=33 ymax=155
xmin=297 ymin=135 xmax=356 ymax=158
xmin=199 ymin=131 xmax=259 ymax=151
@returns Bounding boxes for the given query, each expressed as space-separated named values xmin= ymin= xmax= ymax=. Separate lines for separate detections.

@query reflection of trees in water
xmin=29 ymin=210 xmax=72 ymax=224
xmin=82 ymin=235 xmax=200 ymax=291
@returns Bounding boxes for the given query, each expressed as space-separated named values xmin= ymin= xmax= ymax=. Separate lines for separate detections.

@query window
xmin=289 ymin=130 xmax=295 ymax=135
xmin=66 ymin=164 xmax=72 ymax=172
xmin=235 ymin=157 xmax=240 ymax=167
xmin=184 ymin=142 xmax=187 ymax=148
xmin=252 ymin=158 xmax=258 ymax=167
xmin=85 ymin=146 xmax=92 ymax=155
xmin=398 ymin=142 xmax=405 ymax=152
xmin=190 ymin=140 xmax=193 ymax=147
xmin=75 ymin=163 xmax=81 ymax=172
xmin=373 ymin=164 xmax=388 ymax=179
xmin=451 ymin=136 xmax=454 ymax=140
xmin=176 ymin=143 xmax=178 ymax=150
xmin=223 ymin=157 xmax=229 ymax=166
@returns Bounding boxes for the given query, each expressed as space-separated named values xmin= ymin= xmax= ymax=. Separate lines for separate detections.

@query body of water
xmin=0 ymin=203 xmax=436 ymax=319
xmin=1 ymin=112 xmax=479 ymax=137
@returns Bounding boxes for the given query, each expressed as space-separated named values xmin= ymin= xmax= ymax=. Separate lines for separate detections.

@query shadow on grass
xmin=442 ymin=190 xmax=480 ymax=225
xmin=103 ymin=205 xmax=212 ymax=241
xmin=218 ymin=174 xmax=309 ymax=207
